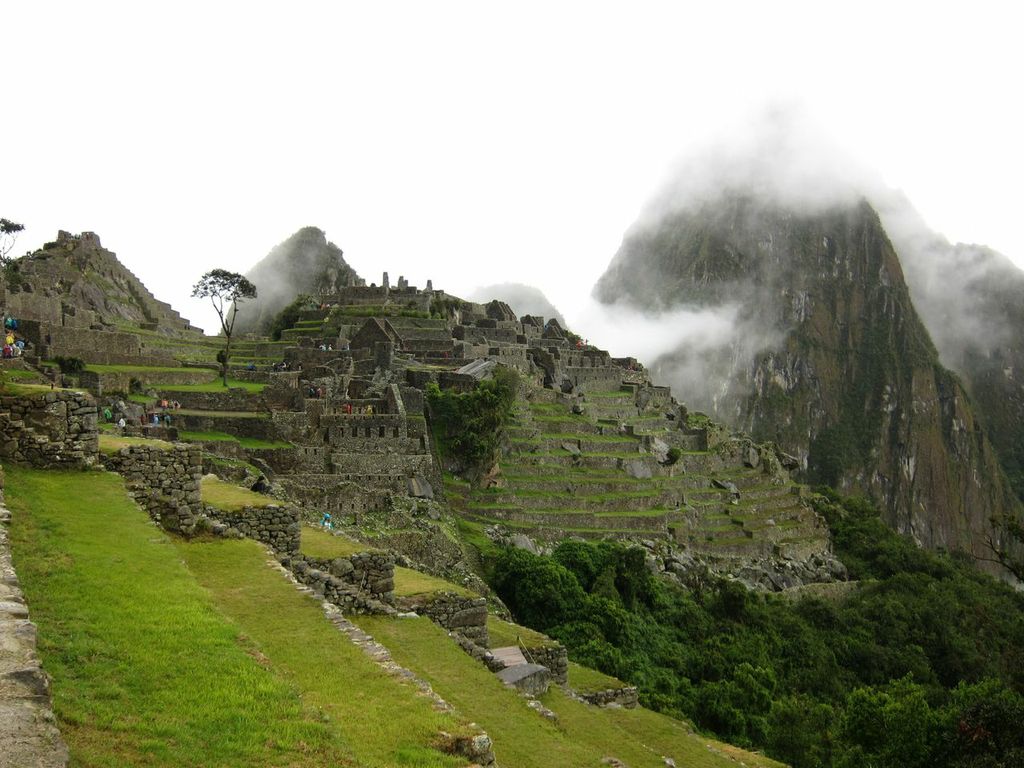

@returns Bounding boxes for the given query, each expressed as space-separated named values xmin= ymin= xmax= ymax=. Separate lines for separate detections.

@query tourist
xmin=117 ymin=416 xmax=126 ymax=431
xmin=321 ymin=511 xmax=333 ymax=530
xmin=251 ymin=475 xmax=269 ymax=494
xmin=163 ymin=413 xmax=171 ymax=428
xmin=102 ymin=407 xmax=113 ymax=422
xmin=365 ymin=404 xmax=374 ymax=415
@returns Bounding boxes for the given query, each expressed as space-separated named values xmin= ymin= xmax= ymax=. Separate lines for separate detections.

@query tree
xmin=191 ymin=269 xmax=257 ymax=386
xmin=1 ymin=218 xmax=25 ymax=265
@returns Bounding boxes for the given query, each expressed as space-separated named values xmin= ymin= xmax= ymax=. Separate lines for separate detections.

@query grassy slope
xmin=356 ymin=614 xmax=784 ymax=768
xmin=5 ymin=467 xmax=466 ymax=767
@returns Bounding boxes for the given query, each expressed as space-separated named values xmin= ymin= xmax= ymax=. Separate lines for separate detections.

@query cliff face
xmin=234 ymin=227 xmax=363 ymax=335
xmin=595 ymin=195 xmax=1021 ymax=561
xmin=878 ymin=198 xmax=1024 ymax=504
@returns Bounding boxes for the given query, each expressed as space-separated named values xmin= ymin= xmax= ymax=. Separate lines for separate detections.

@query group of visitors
xmin=2 ymin=316 xmax=26 ymax=358
xmin=307 ymin=385 xmax=326 ymax=399
xmin=339 ymin=402 xmax=374 ymax=415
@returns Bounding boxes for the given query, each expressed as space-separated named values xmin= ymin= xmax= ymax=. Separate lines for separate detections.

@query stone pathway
xmin=0 ymin=502 xmax=69 ymax=768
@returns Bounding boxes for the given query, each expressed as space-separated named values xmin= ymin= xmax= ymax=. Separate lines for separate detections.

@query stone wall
xmin=166 ymin=389 xmax=265 ymax=412
xmin=0 ymin=480 xmax=71 ymax=767
xmin=0 ymin=390 xmax=98 ymax=469
xmin=204 ymin=503 xmax=300 ymax=554
xmin=577 ymin=686 xmax=639 ymax=709
xmin=401 ymin=594 xmax=489 ymax=646
xmin=525 ymin=644 xmax=568 ymax=685
xmin=79 ymin=367 xmax=211 ymax=397
xmin=298 ymin=551 xmax=395 ymax=602
xmin=175 ymin=413 xmax=278 ymax=440
xmin=101 ymin=444 xmax=203 ymax=534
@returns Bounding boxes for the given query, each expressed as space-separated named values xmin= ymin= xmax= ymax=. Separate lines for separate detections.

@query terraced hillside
xmin=451 ymin=384 xmax=832 ymax=572
xmin=4 ymin=465 xmax=785 ymax=768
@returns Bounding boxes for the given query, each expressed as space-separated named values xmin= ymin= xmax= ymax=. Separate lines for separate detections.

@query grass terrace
xmin=393 ymin=566 xmax=476 ymax=598
xmin=98 ymin=434 xmax=174 ymax=454
xmin=567 ymin=661 xmax=628 ymax=694
xmin=178 ymin=430 xmax=292 ymax=450
xmin=300 ymin=525 xmax=378 ymax=558
xmin=486 ymin=615 xmax=553 ymax=648
xmin=4 ymin=467 xmax=473 ymax=767
xmin=201 ymin=475 xmax=279 ymax=512
xmin=159 ymin=379 xmax=267 ymax=393
xmin=354 ymin=613 xmax=784 ymax=768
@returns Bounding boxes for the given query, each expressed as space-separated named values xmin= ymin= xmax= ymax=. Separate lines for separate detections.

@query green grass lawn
xmin=83 ymin=363 xmax=194 ymax=374
xmin=5 ymin=467 xmax=471 ymax=767
xmin=175 ymin=409 xmax=269 ymax=418
xmin=566 ymin=661 xmax=627 ymax=693
xmin=98 ymin=433 xmax=174 ymax=454
xmin=160 ymin=379 xmax=266 ymax=394
xmin=355 ymin=614 xmax=784 ymax=768
xmin=179 ymin=430 xmax=292 ymax=450
xmin=201 ymin=476 xmax=279 ymax=512
xmin=300 ymin=525 xmax=378 ymax=558
xmin=486 ymin=615 xmax=554 ymax=648
xmin=393 ymin=566 xmax=476 ymax=598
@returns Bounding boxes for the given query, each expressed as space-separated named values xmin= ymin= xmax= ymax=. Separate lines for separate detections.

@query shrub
xmin=53 ymin=356 xmax=86 ymax=375
xmin=426 ymin=366 xmax=518 ymax=476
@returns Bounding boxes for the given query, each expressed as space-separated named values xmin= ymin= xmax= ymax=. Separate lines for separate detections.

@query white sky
xmin=3 ymin=1 xmax=1022 ymax=338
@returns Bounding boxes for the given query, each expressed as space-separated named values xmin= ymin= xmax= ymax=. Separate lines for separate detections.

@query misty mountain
xmin=233 ymin=227 xmax=363 ymax=335
xmin=468 ymin=283 xmax=565 ymax=325
xmin=594 ymin=193 xmax=1022 ymax=567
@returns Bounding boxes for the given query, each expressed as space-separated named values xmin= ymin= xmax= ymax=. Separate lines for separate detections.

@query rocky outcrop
xmin=596 ymin=194 xmax=1022 ymax=567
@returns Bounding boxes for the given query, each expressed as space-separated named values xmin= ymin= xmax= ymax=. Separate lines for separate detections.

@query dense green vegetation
xmin=268 ymin=293 xmax=313 ymax=340
xmin=426 ymin=367 xmax=518 ymax=477
xmin=483 ymin=491 xmax=1024 ymax=767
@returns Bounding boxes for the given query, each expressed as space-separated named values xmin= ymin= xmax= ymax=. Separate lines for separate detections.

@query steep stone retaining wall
xmin=403 ymin=594 xmax=489 ymax=646
xmin=280 ymin=552 xmax=395 ymax=615
xmin=0 ymin=480 xmax=70 ymax=767
xmin=101 ymin=445 xmax=202 ymax=534
xmin=204 ymin=504 xmax=300 ymax=554
xmin=0 ymin=391 xmax=98 ymax=469
xmin=525 ymin=644 xmax=568 ymax=684
xmin=290 ymin=551 xmax=394 ymax=602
